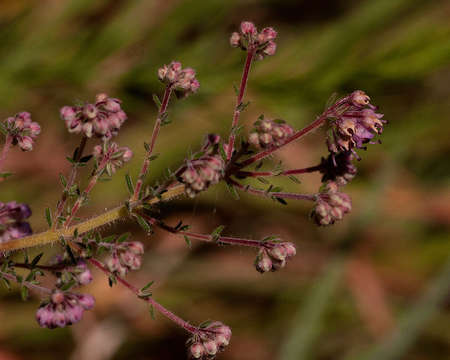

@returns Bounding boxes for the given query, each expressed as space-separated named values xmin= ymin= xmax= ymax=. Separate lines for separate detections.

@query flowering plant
xmin=0 ymin=21 xmax=386 ymax=359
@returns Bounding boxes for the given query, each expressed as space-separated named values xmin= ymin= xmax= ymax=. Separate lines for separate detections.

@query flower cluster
xmin=255 ymin=242 xmax=296 ymax=273
xmin=179 ymin=155 xmax=224 ymax=198
xmin=0 ymin=201 xmax=32 ymax=243
xmin=230 ymin=21 xmax=277 ymax=59
xmin=3 ymin=112 xmax=40 ymax=151
xmin=60 ymin=93 xmax=127 ymax=139
xmin=106 ymin=241 xmax=144 ymax=277
xmin=36 ymin=290 xmax=95 ymax=329
xmin=248 ymin=118 xmax=294 ymax=149
xmin=311 ymin=182 xmax=352 ymax=226
xmin=188 ymin=322 xmax=232 ymax=359
xmin=158 ymin=61 xmax=200 ymax=97
xmin=93 ymin=141 xmax=133 ymax=175
xmin=320 ymin=151 xmax=357 ymax=186
xmin=327 ymin=90 xmax=386 ymax=155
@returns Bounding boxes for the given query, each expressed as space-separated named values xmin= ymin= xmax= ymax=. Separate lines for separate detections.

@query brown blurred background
xmin=0 ymin=0 xmax=449 ymax=359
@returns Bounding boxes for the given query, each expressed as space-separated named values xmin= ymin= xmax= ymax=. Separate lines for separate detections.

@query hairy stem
xmin=133 ymin=85 xmax=173 ymax=201
xmin=0 ymin=135 xmax=13 ymax=171
xmin=226 ymin=49 xmax=255 ymax=160
xmin=53 ymin=136 xmax=88 ymax=230
xmin=237 ymin=164 xmax=322 ymax=178
xmin=0 ymin=184 xmax=186 ymax=252
xmin=0 ymin=270 xmax=51 ymax=295
xmin=87 ymin=257 xmax=198 ymax=334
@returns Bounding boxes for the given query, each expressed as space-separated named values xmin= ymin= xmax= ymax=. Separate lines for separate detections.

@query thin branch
xmin=226 ymin=48 xmax=255 ymax=160
xmin=53 ymin=136 xmax=88 ymax=230
xmin=237 ymin=164 xmax=322 ymax=178
xmin=87 ymin=256 xmax=199 ymax=334
xmin=239 ymin=96 xmax=350 ymax=168
xmin=228 ymin=178 xmax=316 ymax=202
xmin=132 ymin=85 xmax=173 ymax=201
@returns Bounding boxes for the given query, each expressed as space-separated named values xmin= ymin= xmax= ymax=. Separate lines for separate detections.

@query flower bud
xmin=230 ymin=32 xmax=241 ymax=47
xmin=241 ymin=21 xmax=257 ymax=35
xmin=255 ymin=251 xmax=272 ymax=273
xmin=203 ymin=340 xmax=218 ymax=356
xmin=189 ymin=343 xmax=205 ymax=359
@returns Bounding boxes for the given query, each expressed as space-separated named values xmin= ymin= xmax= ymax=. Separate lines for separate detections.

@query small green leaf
xmin=45 ymin=208 xmax=52 ymax=227
xmin=152 ymin=94 xmax=162 ymax=109
xmin=134 ymin=214 xmax=152 ymax=233
xmin=59 ymin=173 xmax=67 ymax=187
xmin=31 ymin=253 xmax=44 ymax=267
xmin=226 ymin=183 xmax=240 ymax=200
xmin=141 ymin=281 xmax=154 ymax=292
xmin=125 ymin=174 xmax=134 ymax=195
xmin=184 ymin=236 xmax=192 ymax=248
xmin=148 ymin=304 xmax=155 ymax=320
xmin=21 ymin=286 xmax=29 ymax=301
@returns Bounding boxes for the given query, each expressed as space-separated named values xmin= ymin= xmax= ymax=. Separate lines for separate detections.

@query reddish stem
xmin=226 ymin=49 xmax=255 ymax=160
xmin=180 ymin=230 xmax=273 ymax=249
xmin=87 ymin=257 xmax=198 ymax=334
xmin=239 ymin=97 xmax=350 ymax=168
xmin=228 ymin=178 xmax=316 ymax=202
xmin=0 ymin=135 xmax=13 ymax=171
xmin=133 ymin=85 xmax=173 ymax=201
xmin=54 ymin=136 xmax=88 ymax=229
xmin=237 ymin=164 xmax=322 ymax=178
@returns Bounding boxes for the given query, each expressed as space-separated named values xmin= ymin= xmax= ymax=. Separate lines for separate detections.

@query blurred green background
xmin=0 ymin=0 xmax=449 ymax=359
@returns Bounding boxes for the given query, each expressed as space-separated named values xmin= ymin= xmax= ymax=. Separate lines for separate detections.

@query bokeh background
xmin=0 ymin=0 xmax=449 ymax=359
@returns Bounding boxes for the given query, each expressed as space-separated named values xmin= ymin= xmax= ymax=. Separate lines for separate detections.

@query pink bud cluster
xmin=106 ymin=241 xmax=144 ymax=277
xmin=3 ymin=112 xmax=40 ymax=151
xmin=328 ymin=90 xmax=386 ymax=155
xmin=0 ymin=201 xmax=32 ymax=244
xmin=158 ymin=61 xmax=200 ymax=97
xmin=312 ymin=182 xmax=352 ymax=226
xmin=255 ymin=242 xmax=296 ymax=273
xmin=248 ymin=118 xmax=294 ymax=148
xmin=180 ymin=155 xmax=224 ymax=198
xmin=320 ymin=151 xmax=357 ymax=186
xmin=230 ymin=21 xmax=277 ymax=59
xmin=188 ymin=322 xmax=232 ymax=359
xmin=60 ymin=93 xmax=127 ymax=139
xmin=36 ymin=290 xmax=95 ymax=329
xmin=93 ymin=142 xmax=133 ymax=175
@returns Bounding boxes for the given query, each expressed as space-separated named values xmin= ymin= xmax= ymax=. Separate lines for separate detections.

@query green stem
xmin=0 ymin=184 xmax=186 ymax=252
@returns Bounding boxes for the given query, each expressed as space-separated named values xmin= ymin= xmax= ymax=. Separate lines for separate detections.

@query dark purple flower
xmin=320 ymin=151 xmax=357 ymax=186
xmin=0 ymin=201 xmax=32 ymax=243
xmin=327 ymin=91 xmax=386 ymax=157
